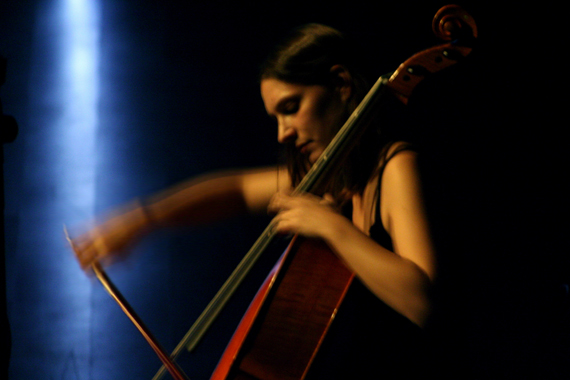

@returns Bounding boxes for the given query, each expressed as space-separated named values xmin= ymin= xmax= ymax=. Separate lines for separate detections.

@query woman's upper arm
xmin=380 ymin=151 xmax=436 ymax=280
xmin=240 ymin=166 xmax=291 ymax=214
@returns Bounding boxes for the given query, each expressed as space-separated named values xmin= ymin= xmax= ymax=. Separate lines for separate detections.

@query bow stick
xmin=65 ymin=226 xmax=190 ymax=380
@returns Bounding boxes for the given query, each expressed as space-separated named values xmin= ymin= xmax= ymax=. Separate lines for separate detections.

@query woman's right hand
xmin=70 ymin=201 xmax=154 ymax=271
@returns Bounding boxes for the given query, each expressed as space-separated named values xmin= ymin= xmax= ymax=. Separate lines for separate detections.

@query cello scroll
xmin=387 ymin=4 xmax=478 ymax=104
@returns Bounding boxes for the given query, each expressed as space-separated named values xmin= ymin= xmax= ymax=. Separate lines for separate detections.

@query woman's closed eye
xmin=280 ymin=99 xmax=299 ymax=115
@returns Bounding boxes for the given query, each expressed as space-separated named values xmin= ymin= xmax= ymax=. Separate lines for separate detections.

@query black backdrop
xmin=1 ymin=1 xmax=568 ymax=379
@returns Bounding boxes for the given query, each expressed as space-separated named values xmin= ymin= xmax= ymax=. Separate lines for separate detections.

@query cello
xmin=70 ymin=5 xmax=478 ymax=379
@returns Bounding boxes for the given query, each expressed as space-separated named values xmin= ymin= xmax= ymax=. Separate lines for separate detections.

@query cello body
xmin=211 ymin=236 xmax=353 ymax=380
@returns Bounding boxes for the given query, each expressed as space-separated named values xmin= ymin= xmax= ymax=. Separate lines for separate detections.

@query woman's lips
xmin=297 ymin=141 xmax=311 ymax=154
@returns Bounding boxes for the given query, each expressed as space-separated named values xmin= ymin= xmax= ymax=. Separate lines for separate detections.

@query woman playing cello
xmin=74 ymin=24 xmax=438 ymax=378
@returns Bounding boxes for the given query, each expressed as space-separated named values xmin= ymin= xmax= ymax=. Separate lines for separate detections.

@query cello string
xmin=152 ymin=75 xmax=392 ymax=380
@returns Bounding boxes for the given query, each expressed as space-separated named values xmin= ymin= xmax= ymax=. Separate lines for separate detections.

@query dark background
xmin=1 ymin=1 xmax=568 ymax=379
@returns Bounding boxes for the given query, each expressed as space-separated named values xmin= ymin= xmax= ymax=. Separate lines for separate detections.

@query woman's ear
xmin=330 ymin=64 xmax=352 ymax=102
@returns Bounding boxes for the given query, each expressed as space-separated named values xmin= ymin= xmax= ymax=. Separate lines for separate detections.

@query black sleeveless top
xmin=305 ymin=149 xmax=436 ymax=379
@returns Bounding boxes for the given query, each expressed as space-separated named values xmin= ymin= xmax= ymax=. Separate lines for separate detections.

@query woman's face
xmin=261 ymin=78 xmax=350 ymax=164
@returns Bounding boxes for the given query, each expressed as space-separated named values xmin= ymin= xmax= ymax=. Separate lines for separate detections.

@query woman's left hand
xmin=268 ymin=192 xmax=347 ymax=239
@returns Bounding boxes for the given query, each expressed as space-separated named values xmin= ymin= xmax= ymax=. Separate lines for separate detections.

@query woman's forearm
xmin=323 ymin=216 xmax=433 ymax=326
xmin=144 ymin=172 xmax=249 ymax=228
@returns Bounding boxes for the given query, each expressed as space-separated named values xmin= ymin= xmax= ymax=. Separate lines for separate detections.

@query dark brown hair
xmin=260 ymin=24 xmax=403 ymax=200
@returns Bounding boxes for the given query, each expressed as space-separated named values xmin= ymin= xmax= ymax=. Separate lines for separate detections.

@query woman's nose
xmin=277 ymin=119 xmax=297 ymax=144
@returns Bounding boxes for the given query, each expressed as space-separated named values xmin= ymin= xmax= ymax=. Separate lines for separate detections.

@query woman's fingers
xmin=269 ymin=192 xmax=343 ymax=239
xmin=67 ymin=201 xmax=153 ymax=273
xmin=65 ymin=227 xmax=97 ymax=270
xmin=321 ymin=193 xmax=335 ymax=206
xmin=69 ymin=223 xmax=123 ymax=271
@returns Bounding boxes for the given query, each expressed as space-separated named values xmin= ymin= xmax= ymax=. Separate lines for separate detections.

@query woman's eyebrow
xmin=266 ymin=95 xmax=293 ymax=118
xmin=274 ymin=94 xmax=299 ymax=112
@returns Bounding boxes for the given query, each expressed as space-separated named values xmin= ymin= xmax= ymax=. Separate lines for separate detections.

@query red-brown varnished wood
xmin=211 ymin=253 xmax=283 ymax=380
xmin=211 ymin=236 xmax=354 ymax=380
